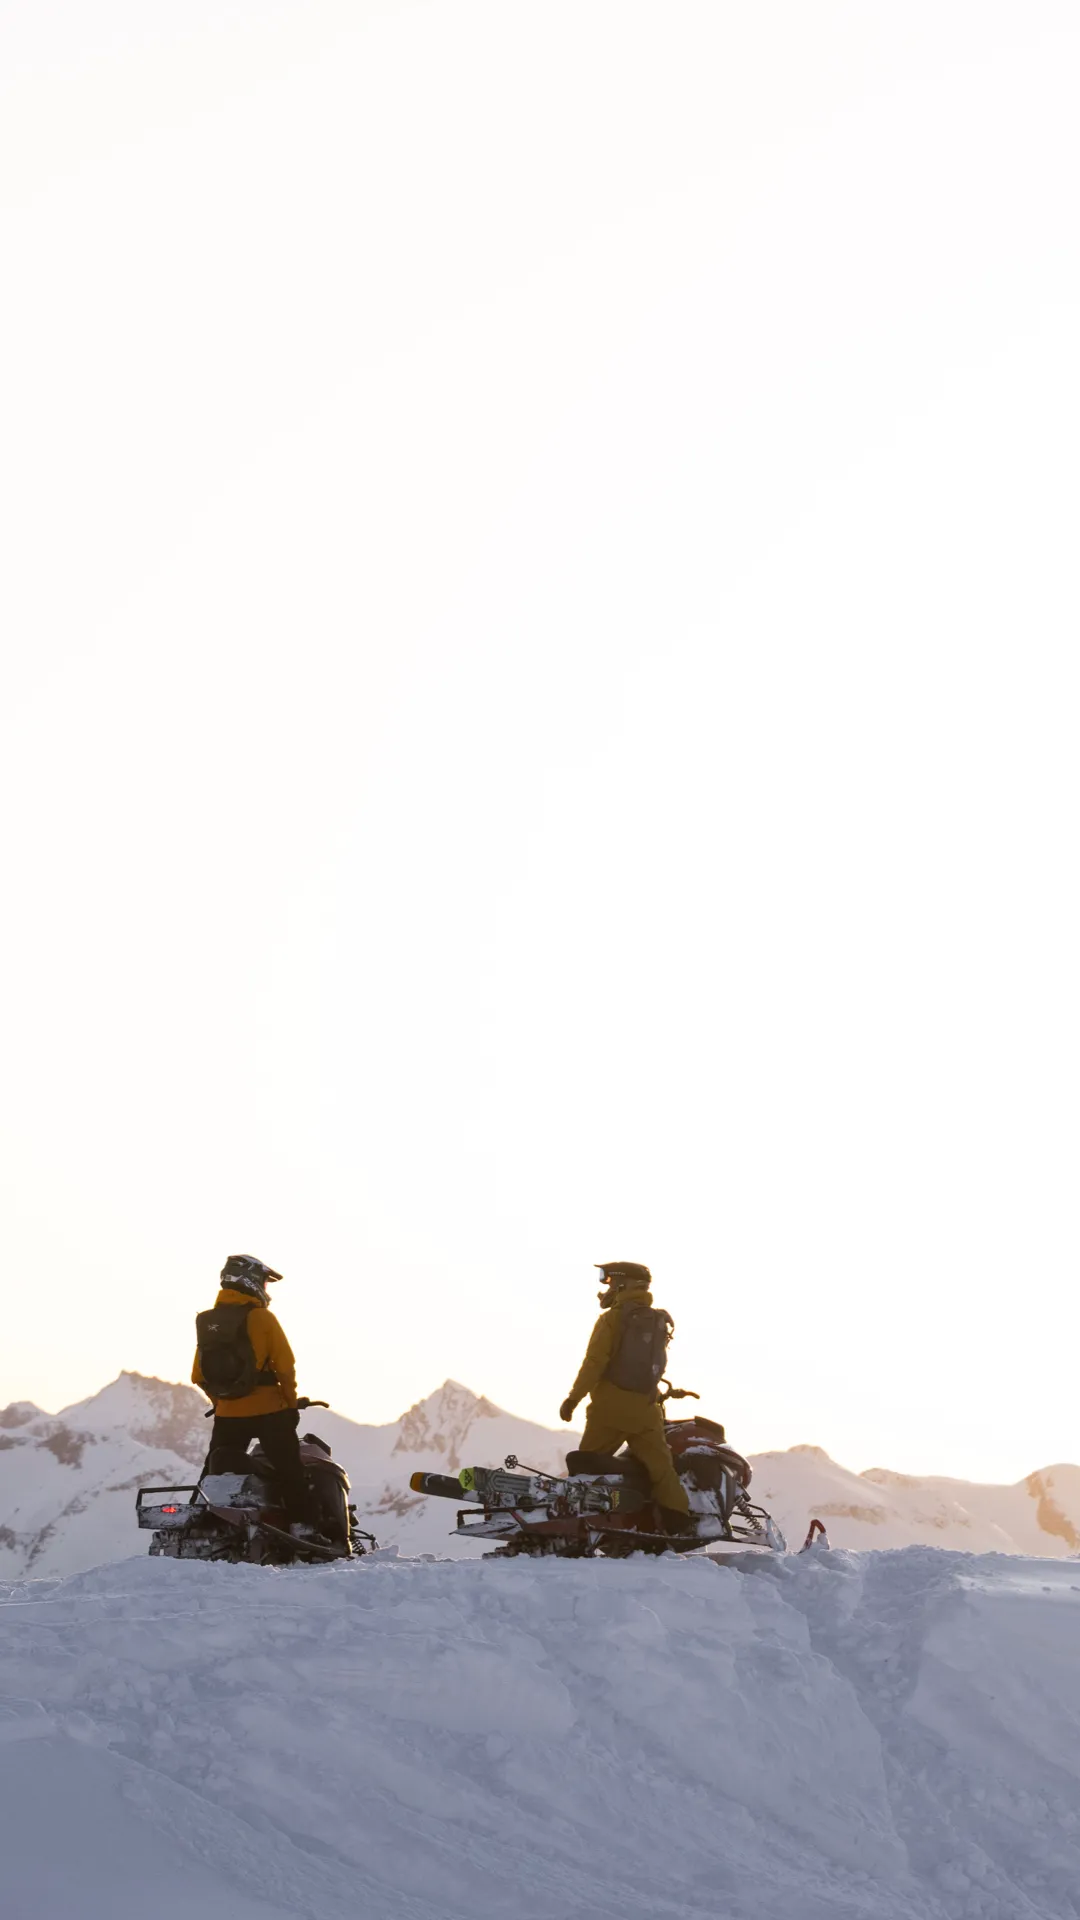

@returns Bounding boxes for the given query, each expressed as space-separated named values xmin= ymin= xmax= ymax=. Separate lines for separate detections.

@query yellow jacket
xmin=191 ymin=1287 xmax=298 ymax=1419
xmin=566 ymin=1286 xmax=658 ymax=1412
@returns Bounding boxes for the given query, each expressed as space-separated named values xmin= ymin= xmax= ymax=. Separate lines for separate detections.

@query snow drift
xmin=2 ymin=1547 xmax=1079 ymax=1919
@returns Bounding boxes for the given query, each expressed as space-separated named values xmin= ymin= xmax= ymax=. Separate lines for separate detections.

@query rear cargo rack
xmin=136 ymin=1486 xmax=200 ymax=1527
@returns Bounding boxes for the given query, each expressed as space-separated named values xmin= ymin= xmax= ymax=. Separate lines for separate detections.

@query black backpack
xmin=605 ymin=1305 xmax=674 ymax=1395
xmin=195 ymin=1303 xmax=277 ymax=1401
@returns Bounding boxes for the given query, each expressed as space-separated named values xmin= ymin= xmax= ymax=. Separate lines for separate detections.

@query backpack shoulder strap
xmin=238 ymin=1303 xmax=278 ymax=1384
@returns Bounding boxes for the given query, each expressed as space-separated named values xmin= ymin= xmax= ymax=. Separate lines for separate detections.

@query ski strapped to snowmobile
xmin=136 ymin=1400 xmax=376 ymax=1565
xmin=409 ymin=1384 xmax=789 ymax=1559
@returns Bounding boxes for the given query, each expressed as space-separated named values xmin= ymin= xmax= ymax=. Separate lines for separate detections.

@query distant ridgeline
xmin=1 ymin=1373 xmax=1079 ymax=1578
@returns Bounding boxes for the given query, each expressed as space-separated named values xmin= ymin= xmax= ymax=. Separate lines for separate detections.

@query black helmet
xmin=595 ymin=1260 xmax=651 ymax=1306
xmin=595 ymin=1261 xmax=651 ymax=1288
xmin=220 ymin=1254 xmax=282 ymax=1303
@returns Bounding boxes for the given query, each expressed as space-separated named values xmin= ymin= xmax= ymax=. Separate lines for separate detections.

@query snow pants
xmin=204 ymin=1409 xmax=315 ymax=1524
xmin=579 ymin=1382 xmax=690 ymax=1513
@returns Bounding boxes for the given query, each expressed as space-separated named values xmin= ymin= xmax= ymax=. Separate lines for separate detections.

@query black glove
xmin=559 ymin=1398 xmax=576 ymax=1423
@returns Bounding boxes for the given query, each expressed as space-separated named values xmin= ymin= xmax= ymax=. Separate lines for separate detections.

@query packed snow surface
xmin=2 ymin=1547 xmax=1079 ymax=1919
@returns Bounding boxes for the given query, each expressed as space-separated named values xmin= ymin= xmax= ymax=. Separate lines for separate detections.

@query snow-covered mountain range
xmin=2 ymin=1371 xmax=1079 ymax=1577
xmin=0 ymin=1375 xmax=579 ymax=1577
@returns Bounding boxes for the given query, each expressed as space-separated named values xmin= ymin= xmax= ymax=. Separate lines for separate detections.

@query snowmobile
xmin=410 ymin=1385 xmax=789 ymax=1559
xmin=136 ymin=1400 xmax=376 ymax=1565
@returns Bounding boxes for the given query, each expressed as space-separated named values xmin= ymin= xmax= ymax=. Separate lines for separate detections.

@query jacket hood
xmin=609 ymin=1286 xmax=653 ymax=1309
xmin=215 ymin=1286 xmax=270 ymax=1309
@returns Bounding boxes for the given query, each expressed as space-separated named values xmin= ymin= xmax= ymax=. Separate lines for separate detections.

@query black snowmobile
xmin=410 ymin=1385 xmax=794 ymax=1559
xmin=136 ymin=1401 xmax=376 ymax=1565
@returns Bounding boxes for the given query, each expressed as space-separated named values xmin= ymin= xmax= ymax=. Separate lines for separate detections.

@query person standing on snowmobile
xmin=192 ymin=1254 xmax=317 ymax=1531
xmin=559 ymin=1262 xmax=691 ymax=1531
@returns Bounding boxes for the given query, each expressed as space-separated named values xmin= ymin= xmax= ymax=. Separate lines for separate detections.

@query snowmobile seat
xmin=565 ymin=1450 xmax=651 ymax=1489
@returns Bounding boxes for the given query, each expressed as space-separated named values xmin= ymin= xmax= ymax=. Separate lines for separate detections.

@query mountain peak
xmin=393 ymin=1380 xmax=499 ymax=1469
xmin=59 ymin=1371 xmax=207 ymax=1465
xmin=0 ymin=1400 xmax=43 ymax=1430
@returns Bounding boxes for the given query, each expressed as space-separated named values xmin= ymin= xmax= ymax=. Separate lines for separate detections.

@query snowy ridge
xmin=754 ymin=1444 xmax=1080 ymax=1559
xmin=0 ymin=1374 xmax=209 ymax=1577
xmin=2 ymin=1548 xmax=1079 ymax=1918
xmin=4 ymin=1372 xmax=1080 ymax=1576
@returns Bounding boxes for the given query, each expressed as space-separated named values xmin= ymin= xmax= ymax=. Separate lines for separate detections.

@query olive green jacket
xmin=565 ymin=1286 xmax=654 ymax=1412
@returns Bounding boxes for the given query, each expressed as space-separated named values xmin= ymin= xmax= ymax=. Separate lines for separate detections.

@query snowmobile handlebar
xmin=658 ymin=1383 xmax=700 ymax=1405
xmin=202 ymin=1396 xmax=330 ymax=1419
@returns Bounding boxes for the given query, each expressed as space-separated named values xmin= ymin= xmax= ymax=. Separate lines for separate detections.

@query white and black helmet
xmin=220 ymin=1253 xmax=282 ymax=1304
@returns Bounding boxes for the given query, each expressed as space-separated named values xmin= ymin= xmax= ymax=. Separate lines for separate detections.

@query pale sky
xmin=2 ymin=2 xmax=1078 ymax=1483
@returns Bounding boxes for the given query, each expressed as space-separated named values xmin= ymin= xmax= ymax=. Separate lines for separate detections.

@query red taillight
xmin=161 ymin=1505 xmax=180 ymax=1514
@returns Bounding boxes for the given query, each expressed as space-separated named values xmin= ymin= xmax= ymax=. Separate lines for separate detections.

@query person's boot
xmin=656 ymin=1505 xmax=694 ymax=1538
